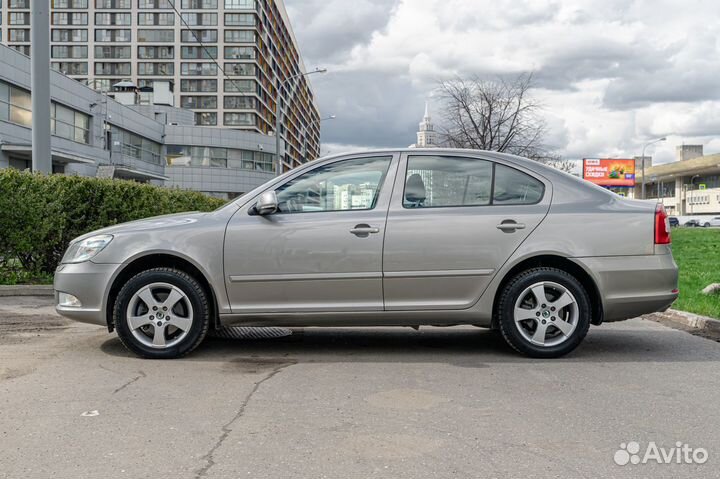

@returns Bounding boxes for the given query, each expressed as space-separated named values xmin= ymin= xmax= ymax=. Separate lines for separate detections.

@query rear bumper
xmin=54 ymin=261 xmax=120 ymax=326
xmin=572 ymin=253 xmax=679 ymax=322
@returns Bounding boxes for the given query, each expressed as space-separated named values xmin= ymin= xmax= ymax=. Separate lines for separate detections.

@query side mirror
xmin=254 ymin=191 xmax=278 ymax=216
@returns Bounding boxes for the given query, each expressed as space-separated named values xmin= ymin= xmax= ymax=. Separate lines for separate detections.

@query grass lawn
xmin=671 ymin=227 xmax=720 ymax=319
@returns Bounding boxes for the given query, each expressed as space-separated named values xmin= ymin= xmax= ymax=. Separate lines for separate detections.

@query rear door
xmin=382 ymin=153 xmax=551 ymax=310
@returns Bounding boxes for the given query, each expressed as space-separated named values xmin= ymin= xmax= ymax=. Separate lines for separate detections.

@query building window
xmin=9 ymin=29 xmax=31 ymax=42
xmin=10 ymin=45 xmax=31 ymax=56
xmin=95 ymin=46 xmax=131 ymax=59
xmin=224 ymin=63 xmax=255 ymax=76
xmin=138 ymin=0 xmax=171 ymax=7
xmin=53 ymin=0 xmax=88 ymax=7
xmin=181 ymin=29 xmax=217 ymax=43
xmin=51 ymin=45 xmax=88 ymax=59
xmin=181 ymin=79 xmax=218 ymax=92
xmin=224 ymin=29 xmax=255 ymax=43
xmin=52 ymin=12 xmax=88 ymax=25
xmin=181 ymin=46 xmax=217 ymax=59
xmin=52 ymin=29 xmax=88 ymax=42
xmin=0 ymin=82 xmax=32 ymax=127
xmin=138 ymin=46 xmax=174 ymax=59
xmin=138 ymin=13 xmax=175 ymax=25
xmin=194 ymin=112 xmax=217 ymax=126
xmin=224 ymin=0 xmax=255 ymax=9
xmin=109 ymin=125 xmax=162 ymax=164
xmin=9 ymin=12 xmax=31 ymax=25
xmin=137 ymin=29 xmax=175 ymax=42
xmin=181 ymin=62 xmax=218 ymax=76
xmin=224 ymin=112 xmax=254 ymax=126
xmin=52 ymin=62 xmax=89 ymax=75
xmin=224 ymin=79 xmax=254 ymax=93
xmin=224 ymin=13 xmax=255 ymax=26
xmin=51 ymin=103 xmax=90 ymax=144
xmin=180 ymin=96 xmax=218 ymax=109
xmin=95 ymin=29 xmax=131 ymax=42
xmin=166 ymin=145 xmax=273 ymax=171
xmin=181 ymin=0 xmax=217 ymax=8
xmin=95 ymin=0 xmax=131 ymax=7
xmin=224 ymin=46 xmax=255 ymax=60
xmin=224 ymin=96 xmax=255 ymax=109
xmin=95 ymin=62 xmax=132 ymax=76
xmin=95 ymin=13 xmax=132 ymax=26
xmin=9 ymin=0 xmax=31 ymax=8
xmin=138 ymin=62 xmax=174 ymax=76
xmin=181 ymin=13 xmax=217 ymax=26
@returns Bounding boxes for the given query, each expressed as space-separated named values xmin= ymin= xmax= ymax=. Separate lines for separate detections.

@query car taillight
xmin=655 ymin=204 xmax=671 ymax=244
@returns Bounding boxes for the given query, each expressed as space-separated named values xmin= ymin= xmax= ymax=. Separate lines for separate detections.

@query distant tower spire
xmin=415 ymin=100 xmax=438 ymax=147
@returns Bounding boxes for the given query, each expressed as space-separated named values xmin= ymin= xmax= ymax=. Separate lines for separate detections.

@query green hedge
xmin=0 ymin=169 xmax=225 ymax=284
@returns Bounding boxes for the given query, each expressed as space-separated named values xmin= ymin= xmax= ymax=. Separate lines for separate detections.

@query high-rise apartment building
xmin=0 ymin=0 xmax=321 ymax=170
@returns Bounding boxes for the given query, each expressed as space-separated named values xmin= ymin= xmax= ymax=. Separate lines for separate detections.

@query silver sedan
xmin=54 ymin=149 xmax=679 ymax=359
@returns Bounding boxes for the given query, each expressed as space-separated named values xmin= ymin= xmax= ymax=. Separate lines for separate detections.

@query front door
xmin=224 ymin=154 xmax=397 ymax=313
xmin=382 ymin=153 xmax=551 ymax=310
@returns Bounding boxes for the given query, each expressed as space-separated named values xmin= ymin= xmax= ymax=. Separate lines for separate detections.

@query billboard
xmin=582 ymin=159 xmax=636 ymax=187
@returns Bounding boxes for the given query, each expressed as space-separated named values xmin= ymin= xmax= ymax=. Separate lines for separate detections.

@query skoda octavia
xmin=55 ymin=149 xmax=678 ymax=359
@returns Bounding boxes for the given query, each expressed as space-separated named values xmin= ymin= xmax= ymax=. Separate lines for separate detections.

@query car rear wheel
xmin=704 ymin=222 xmax=711 ymax=228
xmin=114 ymin=268 xmax=210 ymax=359
xmin=497 ymin=267 xmax=591 ymax=358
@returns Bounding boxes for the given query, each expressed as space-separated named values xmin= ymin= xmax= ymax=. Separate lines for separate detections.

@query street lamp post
xmin=275 ymin=68 xmax=327 ymax=176
xmin=640 ymin=137 xmax=666 ymax=199
xmin=302 ymin=115 xmax=336 ymax=163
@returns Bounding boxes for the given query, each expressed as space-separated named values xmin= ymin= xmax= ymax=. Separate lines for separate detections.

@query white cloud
xmin=287 ymin=0 xmax=720 ymax=162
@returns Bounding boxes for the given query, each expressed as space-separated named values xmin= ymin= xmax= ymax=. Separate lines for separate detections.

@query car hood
xmin=72 ymin=212 xmax=208 ymax=243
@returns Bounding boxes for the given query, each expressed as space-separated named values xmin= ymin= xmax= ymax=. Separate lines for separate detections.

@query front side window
xmin=275 ymin=157 xmax=392 ymax=214
xmin=403 ymin=156 xmax=492 ymax=208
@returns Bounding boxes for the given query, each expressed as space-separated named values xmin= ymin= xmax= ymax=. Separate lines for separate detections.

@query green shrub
xmin=0 ymin=169 xmax=225 ymax=283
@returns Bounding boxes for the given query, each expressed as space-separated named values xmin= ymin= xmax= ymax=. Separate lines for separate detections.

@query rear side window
xmin=493 ymin=164 xmax=544 ymax=205
xmin=403 ymin=155 xmax=544 ymax=208
xmin=403 ymin=155 xmax=492 ymax=208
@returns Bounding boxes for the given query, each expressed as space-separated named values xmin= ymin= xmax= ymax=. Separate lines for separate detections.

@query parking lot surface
xmin=1 ymin=296 xmax=719 ymax=479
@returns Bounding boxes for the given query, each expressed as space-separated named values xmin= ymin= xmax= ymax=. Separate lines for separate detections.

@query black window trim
xmin=400 ymin=154 xmax=546 ymax=210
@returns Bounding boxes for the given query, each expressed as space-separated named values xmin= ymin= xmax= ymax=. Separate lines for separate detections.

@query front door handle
xmin=350 ymin=224 xmax=380 ymax=237
xmin=496 ymin=220 xmax=526 ymax=231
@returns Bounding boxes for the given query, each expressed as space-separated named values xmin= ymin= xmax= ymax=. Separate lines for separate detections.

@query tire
xmin=113 ymin=267 xmax=211 ymax=359
xmin=496 ymin=267 xmax=591 ymax=358
xmin=704 ymin=223 xmax=711 ymax=228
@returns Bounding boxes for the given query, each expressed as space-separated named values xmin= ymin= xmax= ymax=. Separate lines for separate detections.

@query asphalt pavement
xmin=1 ymin=296 xmax=719 ymax=479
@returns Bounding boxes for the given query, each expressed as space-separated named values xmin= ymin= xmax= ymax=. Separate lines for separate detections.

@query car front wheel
xmin=704 ymin=223 xmax=711 ymax=228
xmin=113 ymin=268 xmax=211 ymax=359
xmin=496 ymin=267 xmax=591 ymax=358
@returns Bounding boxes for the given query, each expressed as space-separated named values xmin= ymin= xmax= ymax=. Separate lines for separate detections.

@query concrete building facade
xmin=0 ymin=44 xmax=273 ymax=199
xmin=0 ymin=0 xmax=321 ymax=169
xmin=633 ymin=144 xmax=720 ymax=216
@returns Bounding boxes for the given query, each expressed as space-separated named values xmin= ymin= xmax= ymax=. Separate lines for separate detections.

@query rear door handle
xmin=350 ymin=224 xmax=380 ymax=237
xmin=496 ymin=221 xmax=526 ymax=231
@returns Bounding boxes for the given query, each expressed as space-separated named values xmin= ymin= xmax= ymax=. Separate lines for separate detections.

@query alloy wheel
xmin=513 ymin=281 xmax=579 ymax=347
xmin=126 ymin=282 xmax=194 ymax=349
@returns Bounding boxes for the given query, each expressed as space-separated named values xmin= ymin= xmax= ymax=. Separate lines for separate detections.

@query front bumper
xmin=573 ymin=253 xmax=679 ymax=322
xmin=54 ymin=261 xmax=121 ymax=326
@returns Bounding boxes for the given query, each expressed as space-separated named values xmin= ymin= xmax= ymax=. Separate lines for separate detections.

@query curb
xmin=648 ymin=309 xmax=720 ymax=340
xmin=0 ymin=285 xmax=54 ymax=297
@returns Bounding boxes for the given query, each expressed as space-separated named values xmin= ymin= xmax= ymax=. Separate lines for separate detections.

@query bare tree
xmin=437 ymin=73 xmax=546 ymax=157
xmin=531 ymin=152 xmax=577 ymax=174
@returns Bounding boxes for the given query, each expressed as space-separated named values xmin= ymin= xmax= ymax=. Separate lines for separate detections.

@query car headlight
xmin=63 ymin=235 xmax=114 ymax=263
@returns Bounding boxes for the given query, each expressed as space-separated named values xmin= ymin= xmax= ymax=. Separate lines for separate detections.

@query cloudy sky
xmin=284 ymin=0 xmax=720 ymax=165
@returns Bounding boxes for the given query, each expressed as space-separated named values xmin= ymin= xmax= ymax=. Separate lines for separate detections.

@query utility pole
xmin=31 ymin=0 xmax=52 ymax=173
